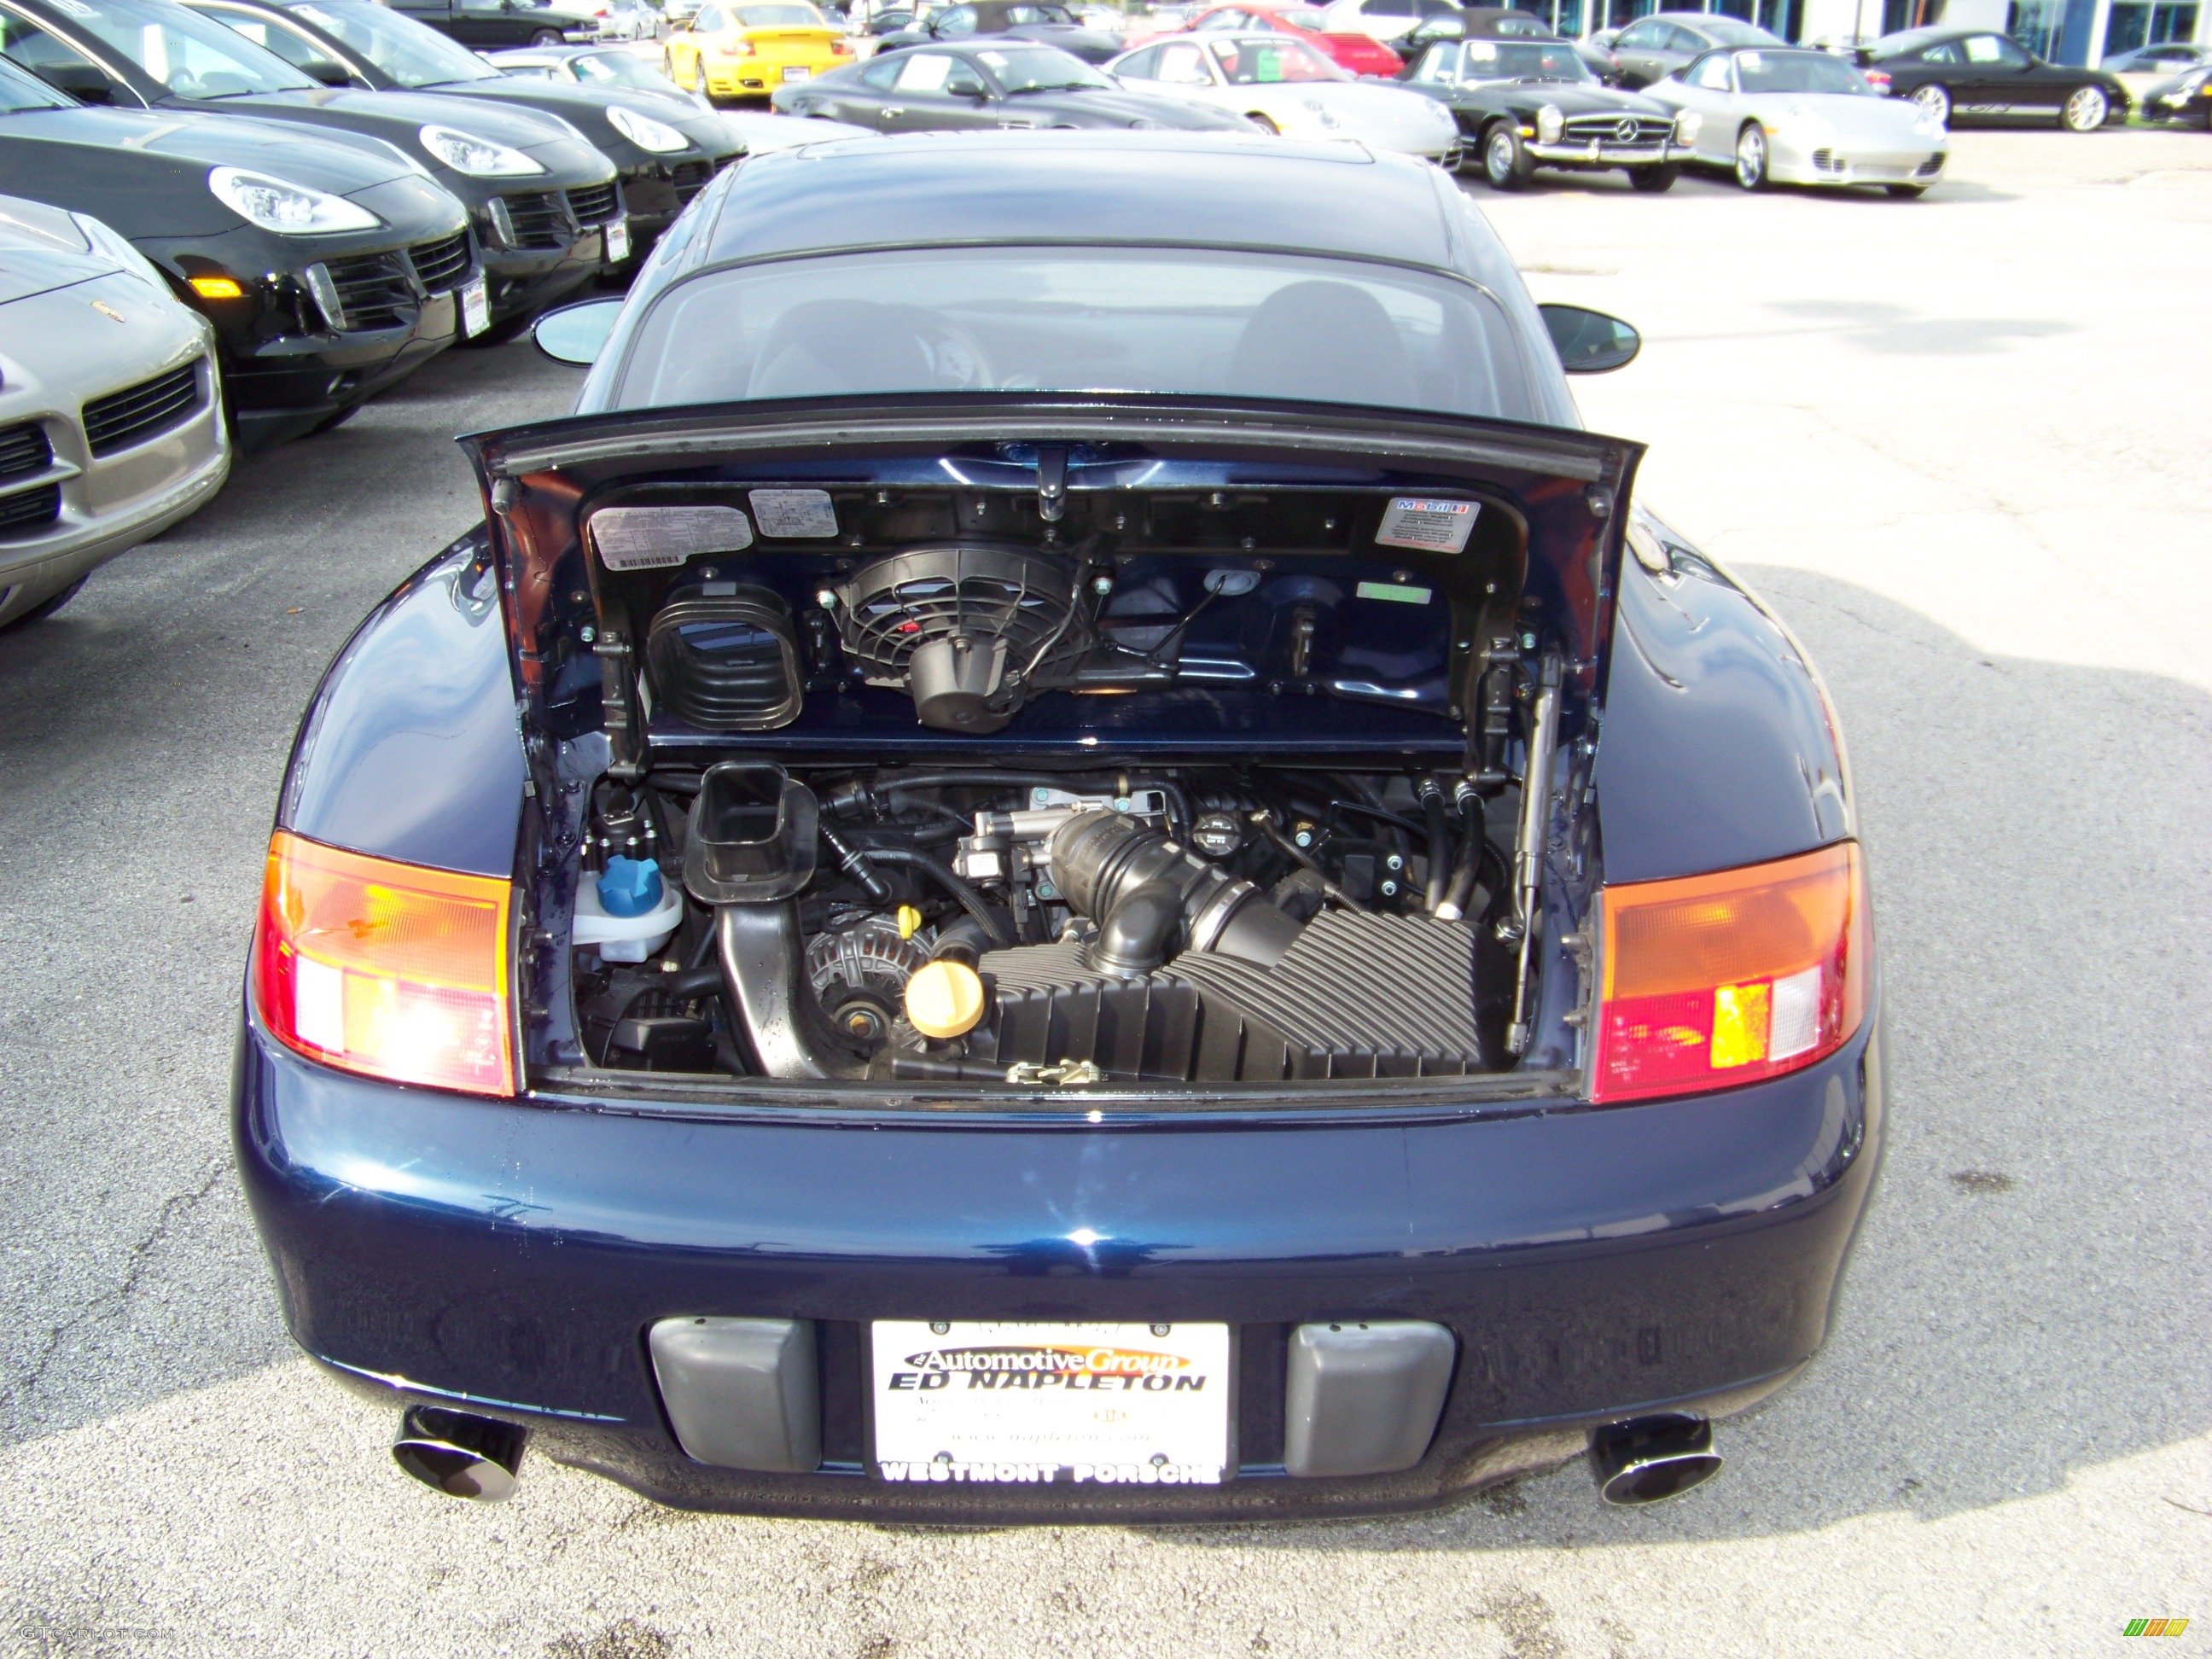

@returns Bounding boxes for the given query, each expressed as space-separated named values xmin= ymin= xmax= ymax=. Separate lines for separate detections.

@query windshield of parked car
xmin=1733 ymin=49 xmax=1867 ymax=93
xmin=288 ymin=0 xmax=500 ymax=83
xmin=1699 ymin=16 xmax=1774 ymax=43
xmin=43 ymin=0 xmax=317 ymax=96
xmin=618 ymin=247 xmax=1534 ymax=420
xmin=1213 ymin=37 xmax=1344 ymax=80
xmin=1272 ymin=7 xmax=1333 ymax=26
xmin=978 ymin=45 xmax=1112 ymax=88
xmin=729 ymin=4 xmax=828 ymax=25
xmin=1458 ymin=38 xmax=1590 ymax=80
xmin=0 ymin=51 xmax=71 ymax=108
xmin=568 ymin=49 xmax=679 ymax=84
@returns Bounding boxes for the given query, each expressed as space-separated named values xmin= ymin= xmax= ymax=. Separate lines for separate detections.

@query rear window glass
xmin=615 ymin=246 xmax=1535 ymax=420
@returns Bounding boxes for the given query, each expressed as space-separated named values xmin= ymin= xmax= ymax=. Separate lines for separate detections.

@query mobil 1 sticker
xmin=748 ymin=487 xmax=840 ymax=539
xmin=589 ymin=505 xmax=753 ymax=570
xmin=1375 ymin=497 xmax=1480 ymax=554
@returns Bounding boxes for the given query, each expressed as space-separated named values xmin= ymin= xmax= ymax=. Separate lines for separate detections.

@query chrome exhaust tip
xmin=1587 ymin=1412 xmax=1720 ymax=1506
xmin=392 ymin=1405 xmax=528 ymax=1502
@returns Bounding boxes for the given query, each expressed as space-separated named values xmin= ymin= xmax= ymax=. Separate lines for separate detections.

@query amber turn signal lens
xmin=189 ymin=276 xmax=246 ymax=300
xmin=1594 ymin=842 xmax=1868 ymax=1103
xmin=253 ymin=830 xmax=515 ymax=1096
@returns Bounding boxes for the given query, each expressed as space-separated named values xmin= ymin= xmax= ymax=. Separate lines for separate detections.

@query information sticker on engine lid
xmin=871 ymin=1321 xmax=1231 ymax=1487
xmin=589 ymin=505 xmax=754 ymax=570
xmin=1375 ymin=497 xmax=1479 ymax=554
xmin=748 ymin=487 xmax=840 ymax=539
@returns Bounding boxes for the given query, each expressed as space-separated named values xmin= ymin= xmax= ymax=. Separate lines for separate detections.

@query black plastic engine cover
xmin=974 ymin=911 xmax=1487 ymax=1081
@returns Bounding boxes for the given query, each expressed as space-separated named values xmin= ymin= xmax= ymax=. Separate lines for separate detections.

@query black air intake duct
xmin=646 ymin=584 xmax=802 ymax=731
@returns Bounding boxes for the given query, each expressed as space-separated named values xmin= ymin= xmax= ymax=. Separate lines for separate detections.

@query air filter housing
xmin=645 ymin=583 xmax=802 ymax=731
xmin=836 ymin=544 xmax=1087 ymax=733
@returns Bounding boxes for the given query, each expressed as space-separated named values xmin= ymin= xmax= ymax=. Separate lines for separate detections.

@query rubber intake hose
xmin=1048 ymin=810 xmax=1303 ymax=969
xmin=1423 ymin=788 xmax=1452 ymax=912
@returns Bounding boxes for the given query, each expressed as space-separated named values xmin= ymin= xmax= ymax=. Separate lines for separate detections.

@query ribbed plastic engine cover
xmin=975 ymin=911 xmax=1486 ymax=1082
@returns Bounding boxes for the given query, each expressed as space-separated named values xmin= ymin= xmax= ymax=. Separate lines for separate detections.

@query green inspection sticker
xmin=1355 ymin=580 xmax=1433 ymax=604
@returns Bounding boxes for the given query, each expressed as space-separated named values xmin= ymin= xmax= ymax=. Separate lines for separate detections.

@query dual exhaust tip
xmin=1588 ymin=1412 xmax=1722 ymax=1506
xmin=389 ymin=1402 xmax=1720 ymax=1510
xmin=392 ymin=1405 xmax=528 ymax=1503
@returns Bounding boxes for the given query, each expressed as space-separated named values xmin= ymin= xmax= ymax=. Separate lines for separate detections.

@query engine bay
xmin=499 ymin=432 xmax=1610 ymax=1097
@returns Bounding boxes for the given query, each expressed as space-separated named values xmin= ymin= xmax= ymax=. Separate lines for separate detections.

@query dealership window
xmin=2104 ymin=0 xmax=2201 ymax=50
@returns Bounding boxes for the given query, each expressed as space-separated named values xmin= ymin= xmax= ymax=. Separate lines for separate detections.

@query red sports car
xmin=1129 ymin=0 xmax=1403 ymax=77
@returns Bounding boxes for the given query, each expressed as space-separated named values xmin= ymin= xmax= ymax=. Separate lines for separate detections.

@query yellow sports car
xmin=665 ymin=2 xmax=853 ymax=102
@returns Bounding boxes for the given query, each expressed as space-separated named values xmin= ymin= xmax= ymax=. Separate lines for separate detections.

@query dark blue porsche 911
xmin=236 ymin=132 xmax=1881 ymax=1521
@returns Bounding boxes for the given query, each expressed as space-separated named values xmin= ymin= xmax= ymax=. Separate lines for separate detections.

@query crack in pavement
xmin=1 ymin=1156 xmax=232 ymax=1432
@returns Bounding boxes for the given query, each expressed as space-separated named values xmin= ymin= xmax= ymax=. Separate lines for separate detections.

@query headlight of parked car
xmin=207 ymin=166 xmax=381 ymax=236
xmin=1535 ymin=102 xmax=1563 ymax=143
xmin=419 ymin=124 xmax=546 ymax=178
xmin=608 ymin=104 xmax=692 ymax=153
xmin=1672 ymin=108 xmax=1701 ymax=145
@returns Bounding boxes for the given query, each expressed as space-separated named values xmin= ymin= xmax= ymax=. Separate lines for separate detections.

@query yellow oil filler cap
xmin=905 ymin=958 xmax=986 ymax=1039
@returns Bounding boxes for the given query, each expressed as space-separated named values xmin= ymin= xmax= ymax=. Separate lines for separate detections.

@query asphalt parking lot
xmin=3 ymin=129 xmax=2209 ymax=1657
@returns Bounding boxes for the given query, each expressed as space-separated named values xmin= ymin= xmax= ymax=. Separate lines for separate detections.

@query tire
xmin=1481 ymin=120 xmax=1533 ymax=190
xmin=1247 ymin=113 xmax=1279 ymax=133
xmin=0 ymin=576 xmax=86 ymax=632
xmin=1912 ymin=82 xmax=1950 ymax=125
xmin=1733 ymin=122 xmax=1768 ymax=189
xmin=2061 ymin=84 xmax=2109 ymax=131
xmin=529 ymin=26 xmax=563 ymax=44
xmin=1885 ymin=183 xmax=1926 ymax=198
xmin=1629 ymin=162 xmax=1679 ymax=192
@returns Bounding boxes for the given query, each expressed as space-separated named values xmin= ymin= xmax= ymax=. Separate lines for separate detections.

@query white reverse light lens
xmin=207 ymin=166 xmax=380 ymax=236
xmin=608 ymin=103 xmax=690 ymax=153
xmin=1673 ymin=108 xmax=1701 ymax=144
xmin=1535 ymin=102 xmax=1563 ymax=143
xmin=419 ymin=124 xmax=545 ymax=178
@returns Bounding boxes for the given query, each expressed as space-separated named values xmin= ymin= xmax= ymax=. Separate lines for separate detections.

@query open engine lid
xmin=462 ymin=392 xmax=1643 ymax=767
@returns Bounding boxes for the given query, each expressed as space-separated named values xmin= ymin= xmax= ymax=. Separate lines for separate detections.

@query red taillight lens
xmin=1594 ymin=843 xmax=1868 ymax=1103
xmin=1864 ymin=68 xmax=1891 ymax=91
xmin=253 ymin=831 xmax=515 ymax=1096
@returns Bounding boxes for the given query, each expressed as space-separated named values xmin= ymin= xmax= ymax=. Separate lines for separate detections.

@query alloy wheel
xmin=2062 ymin=84 xmax=2109 ymax=131
xmin=1734 ymin=124 xmax=1767 ymax=189
xmin=1485 ymin=127 xmax=1517 ymax=186
xmin=1912 ymin=82 xmax=1949 ymax=125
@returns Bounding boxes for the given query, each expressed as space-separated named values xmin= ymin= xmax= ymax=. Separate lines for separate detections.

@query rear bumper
xmin=234 ymin=1004 xmax=1884 ymax=1522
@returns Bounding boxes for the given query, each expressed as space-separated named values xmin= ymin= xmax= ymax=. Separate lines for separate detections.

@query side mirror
xmin=533 ymin=295 xmax=624 ymax=364
xmin=306 ymin=59 xmax=353 ymax=85
xmin=1540 ymin=303 xmax=1640 ymax=374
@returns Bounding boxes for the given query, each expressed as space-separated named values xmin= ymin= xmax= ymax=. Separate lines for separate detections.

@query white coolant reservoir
xmin=574 ymin=859 xmax=683 ymax=963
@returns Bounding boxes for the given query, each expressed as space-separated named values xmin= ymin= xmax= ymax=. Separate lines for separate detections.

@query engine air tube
xmin=1423 ymin=788 xmax=1452 ymax=912
xmin=1049 ymin=810 xmax=1304 ymax=969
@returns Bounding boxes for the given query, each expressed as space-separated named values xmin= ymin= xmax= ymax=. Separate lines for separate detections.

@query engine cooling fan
xmin=836 ymin=543 xmax=1088 ymax=733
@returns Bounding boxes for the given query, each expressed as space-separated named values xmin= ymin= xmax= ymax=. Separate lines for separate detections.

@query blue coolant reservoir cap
xmin=597 ymin=857 xmax=664 ymax=917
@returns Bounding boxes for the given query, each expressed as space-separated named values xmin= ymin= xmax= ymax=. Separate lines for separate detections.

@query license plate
xmin=783 ymin=65 xmax=810 ymax=79
xmin=871 ymin=1320 xmax=1231 ymax=1487
xmin=458 ymin=275 xmax=489 ymax=339
xmin=603 ymin=218 xmax=631 ymax=263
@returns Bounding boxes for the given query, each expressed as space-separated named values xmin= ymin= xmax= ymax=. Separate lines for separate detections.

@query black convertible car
xmin=2 ymin=0 xmax=619 ymax=330
xmin=1400 ymin=34 xmax=1693 ymax=189
xmin=0 ymin=54 xmax=469 ymax=447
xmin=1860 ymin=26 xmax=2128 ymax=130
xmin=870 ymin=0 xmax=1124 ymax=64
xmin=174 ymin=0 xmax=743 ymax=274
xmin=236 ymin=133 xmax=1882 ymax=1522
xmin=771 ymin=40 xmax=1255 ymax=129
